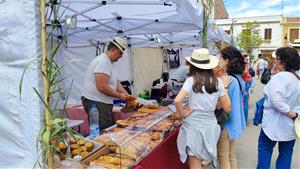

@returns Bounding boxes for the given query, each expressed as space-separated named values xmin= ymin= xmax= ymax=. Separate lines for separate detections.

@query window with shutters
xmin=290 ymin=29 xmax=299 ymax=43
xmin=264 ymin=28 xmax=272 ymax=43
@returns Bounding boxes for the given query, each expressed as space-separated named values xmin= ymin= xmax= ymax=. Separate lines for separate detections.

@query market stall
xmin=55 ymin=102 xmax=185 ymax=168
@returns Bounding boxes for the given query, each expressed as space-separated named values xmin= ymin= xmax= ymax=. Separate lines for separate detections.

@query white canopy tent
xmin=54 ymin=0 xmax=229 ymax=104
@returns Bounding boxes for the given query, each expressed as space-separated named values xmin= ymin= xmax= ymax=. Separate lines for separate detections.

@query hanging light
xmin=64 ymin=15 xmax=77 ymax=28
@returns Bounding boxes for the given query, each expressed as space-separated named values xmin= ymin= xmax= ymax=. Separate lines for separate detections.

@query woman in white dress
xmin=174 ymin=48 xmax=231 ymax=169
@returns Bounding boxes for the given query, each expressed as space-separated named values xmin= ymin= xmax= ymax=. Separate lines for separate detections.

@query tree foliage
xmin=200 ymin=0 xmax=214 ymax=48
xmin=238 ymin=21 xmax=264 ymax=54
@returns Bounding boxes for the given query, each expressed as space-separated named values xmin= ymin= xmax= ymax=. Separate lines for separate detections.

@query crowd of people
xmin=80 ymin=37 xmax=300 ymax=169
xmin=174 ymin=44 xmax=300 ymax=169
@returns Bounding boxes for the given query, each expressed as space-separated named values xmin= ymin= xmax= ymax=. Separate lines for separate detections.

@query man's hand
xmin=118 ymin=93 xmax=128 ymax=101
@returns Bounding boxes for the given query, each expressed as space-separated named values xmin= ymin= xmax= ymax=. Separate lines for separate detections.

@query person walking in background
xmin=81 ymin=37 xmax=130 ymax=130
xmin=242 ymin=53 xmax=253 ymax=124
xmin=257 ymin=55 xmax=267 ymax=78
xmin=217 ymin=46 xmax=247 ymax=169
xmin=174 ymin=48 xmax=231 ymax=169
xmin=256 ymin=47 xmax=300 ymax=169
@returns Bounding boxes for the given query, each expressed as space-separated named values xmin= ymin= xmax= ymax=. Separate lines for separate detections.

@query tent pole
xmin=61 ymin=1 xmax=168 ymax=6
xmin=60 ymin=4 xmax=117 ymax=31
xmin=128 ymin=46 xmax=136 ymax=95
xmin=40 ymin=0 xmax=53 ymax=168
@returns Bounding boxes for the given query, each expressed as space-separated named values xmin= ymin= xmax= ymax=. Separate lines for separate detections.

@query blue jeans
xmin=243 ymin=80 xmax=252 ymax=124
xmin=257 ymin=129 xmax=296 ymax=169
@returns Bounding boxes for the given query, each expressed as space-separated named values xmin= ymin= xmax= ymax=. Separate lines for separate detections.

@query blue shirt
xmin=262 ymin=71 xmax=300 ymax=141
xmin=224 ymin=74 xmax=246 ymax=140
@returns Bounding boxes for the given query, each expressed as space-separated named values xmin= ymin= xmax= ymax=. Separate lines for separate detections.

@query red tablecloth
xmin=134 ymin=128 xmax=188 ymax=169
xmin=65 ymin=105 xmax=137 ymax=136
xmin=112 ymin=108 xmax=136 ymax=122
xmin=66 ymin=105 xmax=90 ymax=136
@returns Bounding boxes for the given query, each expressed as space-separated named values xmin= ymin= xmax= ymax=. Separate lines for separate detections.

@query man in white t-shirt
xmin=81 ymin=37 xmax=130 ymax=130
xmin=257 ymin=57 xmax=267 ymax=78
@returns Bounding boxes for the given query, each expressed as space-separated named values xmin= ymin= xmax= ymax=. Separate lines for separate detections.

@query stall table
xmin=134 ymin=127 xmax=188 ymax=169
xmin=65 ymin=105 xmax=137 ymax=136
xmin=65 ymin=105 xmax=187 ymax=169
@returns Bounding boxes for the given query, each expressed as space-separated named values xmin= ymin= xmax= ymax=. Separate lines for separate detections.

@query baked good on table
xmin=77 ymin=139 xmax=86 ymax=146
xmin=144 ymin=104 xmax=159 ymax=109
xmin=85 ymin=142 xmax=94 ymax=152
xmin=138 ymin=107 xmax=158 ymax=114
xmin=94 ymin=136 xmax=111 ymax=144
xmin=69 ymin=137 xmax=77 ymax=144
xmin=152 ymin=119 xmax=173 ymax=131
xmin=113 ymin=127 xmax=124 ymax=132
xmin=80 ymin=151 xmax=89 ymax=157
xmin=149 ymin=141 xmax=158 ymax=149
xmin=149 ymin=132 xmax=161 ymax=141
xmin=70 ymin=144 xmax=78 ymax=151
xmin=126 ymin=95 xmax=137 ymax=102
xmin=116 ymin=120 xmax=131 ymax=127
xmin=58 ymin=143 xmax=67 ymax=154
xmin=71 ymin=149 xmax=80 ymax=158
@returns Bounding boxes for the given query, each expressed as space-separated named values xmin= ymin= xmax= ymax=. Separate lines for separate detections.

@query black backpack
xmin=249 ymin=67 xmax=255 ymax=77
xmin=260 ymin=68 xmax=271 ymax=84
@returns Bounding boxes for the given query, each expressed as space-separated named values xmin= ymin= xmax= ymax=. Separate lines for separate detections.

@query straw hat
xmin=289 ymin=39 xmax=300 ymax=47
xmin=185 ymin=48 xmax=219 ymax=69
xmin=109 ymin=37 xmax=128 ymax=52
xmin=295 ymin=116 xmax=300 ymax=138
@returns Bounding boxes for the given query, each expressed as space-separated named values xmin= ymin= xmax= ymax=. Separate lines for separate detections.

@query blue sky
xmin=224 ymin=0 xmax=300 ymax=18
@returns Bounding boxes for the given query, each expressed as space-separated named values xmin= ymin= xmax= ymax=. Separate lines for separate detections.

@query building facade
xmin=215 ymin=15 xmax=282 ymax=60
xmin=281 ymin=17 xmax=300 ymax=47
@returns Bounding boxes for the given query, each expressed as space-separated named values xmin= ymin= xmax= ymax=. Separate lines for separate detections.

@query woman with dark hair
xmin=242 ymin=53 xmax=253 ymax=124
xmin=257 ymin=47 xmax=300 ymax=169
xmin=217 ymin=46 xmax=246 ymax=169
xmin=174 ymin=48 xmax=231 ymax=169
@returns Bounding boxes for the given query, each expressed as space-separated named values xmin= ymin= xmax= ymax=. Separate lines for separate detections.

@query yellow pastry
xmin=77 ymin=139 xmax=86 ymax=146
xmin=80 ymin=151 xmax=89 ymax=157
xmin=71 ymin=149 xmax=80 ymax=158
xmin=85 ymin=142 xmax=94 ymax=152
xmin=57 ymin=143 xmax=67 ymax=154
xmin=69 ymin=137 xmax=77 ymax=144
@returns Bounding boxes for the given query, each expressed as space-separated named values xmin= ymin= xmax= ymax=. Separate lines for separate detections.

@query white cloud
xmin=228 ymin=1 xmax=251 ymax=17
xmin=240 ymin=1 xmax=251 ymax=10
xmin=234 ymin=9 xmax=281 ymax=18
xmin=283 ymin=5 xmax=300 ymax=16
xmin=227 ymin=0 xmax=300 ymax=17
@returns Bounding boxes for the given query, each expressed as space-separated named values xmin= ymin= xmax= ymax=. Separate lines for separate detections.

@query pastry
xmin=77 ymin=139 xmax=86 ymax=146
xmin=69 ymin=137 xmax=77 ymax=144
xmin=145 ymin=104 xmax=159 ymax=109
xmin=113 ymin=127 xmax=123 ymax=132
xmin=85 ymin=142 xmax=94 ymax=152
xmin=117 ymin=145 xmax=139 ymax=159
xmin=150 ymin=132 xmax=161 ymax=141
xmin=79 ymin=146 xmax=87 ymax=152
xmin=80 ymin=151 xmax=89 ymax=157
xmin=71 ymin=149 xmax=80 ymax=158
xmin=70 ymin=144 xmax=78 ymax=151
xmin=116 ymin=120 xmax=130 ymax=127
xmin=94 ymin=136 xmax=110 ymax=144
xmin=50 ymin=139 xmax=58 ymax=146
xmin=57 ymin=143 xmax=67 ymax=154
xmin=149 ymin=141 xmax=158 ymax=149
